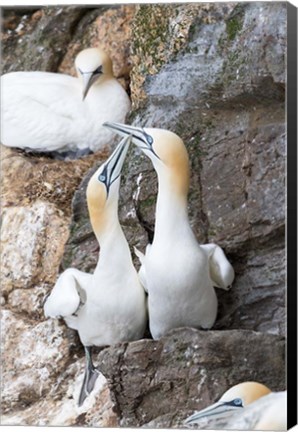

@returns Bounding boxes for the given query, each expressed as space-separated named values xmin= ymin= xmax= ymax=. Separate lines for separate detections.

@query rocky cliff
xmin=1 ymin=3 xmax=286 ymax=428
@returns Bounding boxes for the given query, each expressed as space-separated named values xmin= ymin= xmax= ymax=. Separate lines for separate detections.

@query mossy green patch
xmin=226 ymin=16 xmax=242 ymax=41
xmin=225 ymin=4 xmax=245 ymax=41
xmin=140 ymin=195 xmax=156 ymax=209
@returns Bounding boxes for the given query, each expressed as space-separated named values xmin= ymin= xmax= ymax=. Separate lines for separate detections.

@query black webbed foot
xmin=78 ymin=346 xmax=100 ymax=406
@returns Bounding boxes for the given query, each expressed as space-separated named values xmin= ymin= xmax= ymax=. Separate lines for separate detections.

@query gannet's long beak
xmin=82 ymin=72 xmax=96 ymax=100
xmin=184 ymin=401 xmax=242 ymax=425
xmin=103 ymin=121 xmax=158 ymax=157
xmin=100 ymin=135 xmax=131 ymax=194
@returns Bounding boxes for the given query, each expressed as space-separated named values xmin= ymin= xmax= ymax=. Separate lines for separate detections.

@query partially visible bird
xmin=1 ymin=48 xmax=131 ymax=157
xmin=185 ymin=382 xmax=271 ymax=425
xmin=184 ymin=381 xmax=287 ymax=431
xmin=103 ymin=122 xmax=234 ymax=340
xmin=44 ymin=136 xmax=147 ymax=406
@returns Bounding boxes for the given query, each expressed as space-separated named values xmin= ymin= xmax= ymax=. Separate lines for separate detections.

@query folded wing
xmin=201 ymin=243 xmax=235 ymax=290
xmin=44 ymin=268 xmax=91 ymax=325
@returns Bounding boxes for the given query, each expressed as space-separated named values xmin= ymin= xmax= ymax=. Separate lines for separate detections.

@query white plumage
xmin=1 ymin=48 xmax=131 ymax=155
xmin=104 ymin=123 xmax=235 ymax=340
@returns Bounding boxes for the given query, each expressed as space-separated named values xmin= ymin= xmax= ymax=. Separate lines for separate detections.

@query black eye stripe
xmin=223 ymin=398 xmax=243 ymax=408
xmin=98 ymin=165 xmax=108 ymax=183
xmin=143 ymin=130 xmax=154 ymax=145
xmin=79 ymin=66 xmax=103 ymax=75
xmin=97 ymin=144 xmax=126 ymax=195
xmin=94 ymin=65 xmax=102 ymax=74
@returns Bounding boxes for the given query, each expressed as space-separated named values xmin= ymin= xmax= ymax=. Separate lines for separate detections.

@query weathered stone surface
xmin=130 ymin=3 xmax=236 ymax=109
xmin=2 ymin=6 xmax=89 ymax=73
xmin=0 ymin=144 xmax=100 ymax=213
xmin=1 ymin=310 xmax=74 ymax=413
xmin=7 ymin=284 xmax=50 ymax=320
xmin=0 ymin=202 xmax=69 ymax=295
xmin=1 ymin=340 xmax=117 ymax=427
xmin=95 ymin=328 xmax=285 ymax=427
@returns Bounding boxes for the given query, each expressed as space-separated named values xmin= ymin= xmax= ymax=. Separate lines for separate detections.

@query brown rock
xmin=95 ymin=328 xmax=285 ymax=427
xmin=2 ymin=7 xmax=89 ymax=73
xmin=0 ymin=144 xmax=101 ymax=214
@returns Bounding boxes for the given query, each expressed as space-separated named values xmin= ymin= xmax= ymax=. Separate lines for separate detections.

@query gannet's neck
xmin=89 ymin=202 xmax=132 ymax=269
xmin=153 ymin=171 xmax=192 ymax=244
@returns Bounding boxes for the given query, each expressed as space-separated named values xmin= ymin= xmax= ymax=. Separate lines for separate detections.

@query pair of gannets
xmin=44 ymin=136 xmax=147 ymax=405
xmin=1 ymin=48 xmax=130 ymax=156
xmin=44 ymin=122 xmax=234 ymax=404
xmin=184 ymin=381 xmax=287 ymax=430
xmin=104 ymin=122 xmax=235 ymax=339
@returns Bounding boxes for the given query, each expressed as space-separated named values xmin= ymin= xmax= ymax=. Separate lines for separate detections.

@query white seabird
xmin=44 ymin=136 xmax=147 ymax=405
xmin=1 ymin=48 xmax=131 ymax=157
xmin=103 ymin=123 xmax=235 ymax=339
xmin=184 ymin=381 xmax=286 ymax=430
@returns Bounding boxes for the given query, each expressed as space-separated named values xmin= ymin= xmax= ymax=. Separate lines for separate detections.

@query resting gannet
xmin=103 ymin=122 xmax=235 ymax=339
xmin=184 ymin=381 xmax=286 ymax=430
xmin=1 ymin=48 xmax=131 ymax=156
xmin=44 ymin=136 xmax=147 ymax=405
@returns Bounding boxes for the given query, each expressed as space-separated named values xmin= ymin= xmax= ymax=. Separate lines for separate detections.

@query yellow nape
xmin=86 ymin=174 xmax=108 ymax=234
xmin=221 ymin=382 xmax=271 ymax=407
xmin=151 ymin=129 xmax=190 ymax=196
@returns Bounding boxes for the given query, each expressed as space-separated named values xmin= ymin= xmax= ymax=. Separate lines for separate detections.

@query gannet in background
xmin=184 ymin=381 xmax=286 ymax=431
xmin=103 ymin=122 xmax=235 ymax=339
xmin=1 ymin=48 xmax=131 ymax=157
xmin=44 ymin=136 xmax=147 ymax=405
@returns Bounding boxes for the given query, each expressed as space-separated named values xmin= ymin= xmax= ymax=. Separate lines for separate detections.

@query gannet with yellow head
xmin=103 ymin=122 xmax=234 ymax=339
xmin=184 ymin=381 xmax=286 ymax=430
xmin=1 ymin=48 xmax=131 ymax=156
xmin=185 ymin=382 xmax=271 ymax=424
xmin=44 ymin=136 xmax=147 ymax=405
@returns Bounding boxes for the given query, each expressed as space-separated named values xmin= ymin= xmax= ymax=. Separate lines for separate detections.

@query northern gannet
xmin=184 ymin=381 xmax=286 ymax=430
xmin=103 ymin=122 xmax=235 ymax=339
xmin=1 ymin=48 xmax=131 ymax=157
xmin=44 ymin=136 xmax=147 ymax=405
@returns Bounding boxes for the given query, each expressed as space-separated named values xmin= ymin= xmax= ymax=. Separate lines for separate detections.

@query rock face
xmin=1 ymin=2 xmax=286 ymax=428
xmin=96 ymin=328 xmax=285 ymax=428
xmin=1 ymin=202 xmax=68 ymax=295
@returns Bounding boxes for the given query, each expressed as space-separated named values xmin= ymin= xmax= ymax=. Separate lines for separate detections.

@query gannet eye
xmin=98 ymin=174 xmax=106 ymax=182
xmin=142 ymin=131 xmax=153 ymax=146
xmin=94 ymin=65 xmax=103 ymax=75
xmin=147 ymin=135 xmax=153 ymax=145
xmin=232 ymin=398 xmax=243 ymax=407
